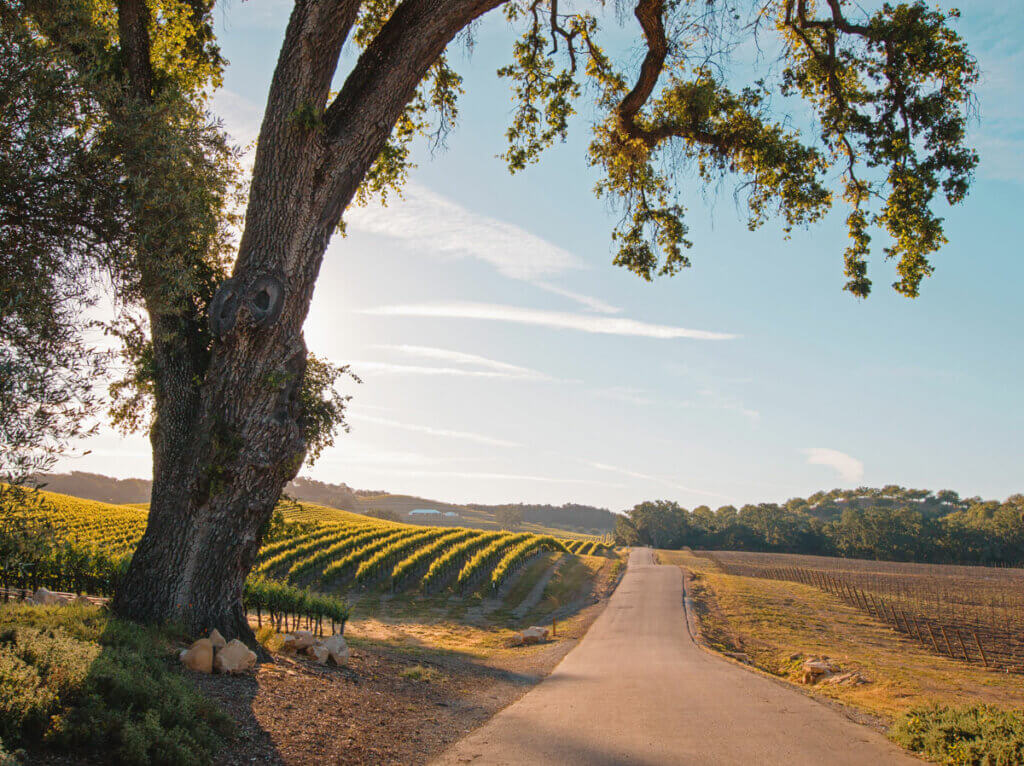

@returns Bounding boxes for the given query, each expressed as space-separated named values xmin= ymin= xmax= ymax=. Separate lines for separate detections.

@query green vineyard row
xmin=3 ymin=489 xmax=604 ymax=600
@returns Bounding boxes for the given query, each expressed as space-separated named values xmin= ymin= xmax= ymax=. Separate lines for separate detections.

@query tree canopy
xmin=616 ymin=488 xmax=1024 ymax=565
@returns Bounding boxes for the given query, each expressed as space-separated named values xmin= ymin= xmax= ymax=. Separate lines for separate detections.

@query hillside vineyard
xmin=0 ymin=489 xmax=611 ymax=600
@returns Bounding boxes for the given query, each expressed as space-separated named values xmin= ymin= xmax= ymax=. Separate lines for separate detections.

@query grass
xmin=659 ymin=549 xmax=1024 ymax=763
xmin=0 ymin=603 xmax=232 ymax=765
xmin=399 ymin=664 xmax=442 ymax=683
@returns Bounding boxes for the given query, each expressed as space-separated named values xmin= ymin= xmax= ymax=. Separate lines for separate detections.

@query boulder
xmin=322 ymin=634 xmax=349 ymax=666
xmin=32 ymin=588 xmax=69 ymax=606
xmin=291 ymin=630 xmax=317 ymax=651
xmin=801 ymin=659 xmax=840 ymax=685
xmin=522 ymin=626 xmax=549 ymax=645
xmin=209 ymin=629 xmax=227 ymax=651
xmin=306 ymin=644 xmax=330 ymax=665
xmin=180 ymin=638 xmax=214 ymax=674
xmin=213 ymin=639 xmax=257 ymax=674
xmin=509 ymin=632 xmax=526 ymax=647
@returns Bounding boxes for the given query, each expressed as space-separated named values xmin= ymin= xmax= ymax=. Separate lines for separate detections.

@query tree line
xmin=615 ymin=488 xmax=1024 ymax=566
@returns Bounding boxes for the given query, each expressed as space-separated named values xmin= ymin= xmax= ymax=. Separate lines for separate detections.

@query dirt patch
xmin=196 ymin=576 xmax=616 ymax=765
xmin=195 ymin=645 xmax=524 ymax=765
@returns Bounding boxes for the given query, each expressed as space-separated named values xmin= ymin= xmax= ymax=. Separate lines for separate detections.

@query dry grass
xmin=706 ymin=550 xmax=1024 ymax=671
xmin=658 ymin=549 xmax=1024 ymax=723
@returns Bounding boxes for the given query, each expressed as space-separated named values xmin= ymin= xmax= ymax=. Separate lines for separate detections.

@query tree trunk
xmin=113 ymin=0 xmax=503 ymax=642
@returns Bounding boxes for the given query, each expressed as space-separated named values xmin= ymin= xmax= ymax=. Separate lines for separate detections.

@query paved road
xmin=432 ymin=548 xmax=919 ymax=766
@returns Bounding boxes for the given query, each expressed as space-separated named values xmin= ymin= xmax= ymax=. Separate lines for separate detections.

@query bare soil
xmin=196 ymin=557 xmax=623 ymax=765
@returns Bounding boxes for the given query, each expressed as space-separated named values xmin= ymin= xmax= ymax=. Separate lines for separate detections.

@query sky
xmin=56 ymin=1 xmax=1024 ymax=511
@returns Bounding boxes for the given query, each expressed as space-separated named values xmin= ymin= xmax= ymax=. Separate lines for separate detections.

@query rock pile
xmin=279 ymin=629 xmax=349 ymax=666
xmin=510 ymin=625 xmax=550 ymax=646
xmin=179 ymin=630 xmax=257 ymax=675
xmin=799 ymin=656 xmax=869 ymax=686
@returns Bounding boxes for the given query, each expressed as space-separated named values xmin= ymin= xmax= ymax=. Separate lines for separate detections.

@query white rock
xmin=209 ymin=629 xmax=227 ymax=651
xmin=522 ymin=626 xmax=549 ymax=645
xmin=291 ymin=630 xmax=317 ymax=650
xmin=322 ymin=634 xmax=349 ymax=666
xmin=306 ymin=644 xmax=330 ymax=665
xmin=180 ymin=638 xmax=214 ymax=673
xmin=801 ymin=659 xmax=840 ymax=684
xmin=214 ymin=639 xmax=257 ymax=674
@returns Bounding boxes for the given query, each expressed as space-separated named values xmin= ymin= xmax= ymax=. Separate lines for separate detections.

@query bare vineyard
xmin=705 ymin=550 xmax=1024 ymax=674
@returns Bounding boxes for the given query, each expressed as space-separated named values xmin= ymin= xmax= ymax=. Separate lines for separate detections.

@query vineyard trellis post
xmin=939 ymin=626 xmax=955 ymax=657
xmin=973 ymin=631 xmax=990 ymax=667
xmin=954 ymin=629 xmax=970 ymax=662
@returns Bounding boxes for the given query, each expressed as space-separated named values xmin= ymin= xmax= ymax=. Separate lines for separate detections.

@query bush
xmin=890 ymin=704 xmax=1024 ymax=766
xmin=0 ymin=604 xmax=232 ymax=765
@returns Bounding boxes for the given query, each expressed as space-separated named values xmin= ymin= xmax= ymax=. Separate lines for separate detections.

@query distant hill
xmin=32 ymin=471 xmax=152 ymax=505
xmin=33 ymin=472 xmax=618 ymax=536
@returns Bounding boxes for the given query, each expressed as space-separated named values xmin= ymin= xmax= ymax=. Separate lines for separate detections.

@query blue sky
xmin=59 ymin=1 xmax=1024 ymax=511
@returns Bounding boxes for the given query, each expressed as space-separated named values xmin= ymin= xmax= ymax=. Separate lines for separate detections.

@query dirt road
xmin=431 ymin=547 xmax=919 ymax=765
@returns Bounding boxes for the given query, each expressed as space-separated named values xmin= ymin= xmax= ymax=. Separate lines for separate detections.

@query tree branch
xmin=616 ymin=0 xmax=668 ymax=146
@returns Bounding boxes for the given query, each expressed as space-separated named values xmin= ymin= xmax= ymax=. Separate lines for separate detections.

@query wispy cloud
xmin=535 ymin=282 xmax=620 ymax=314
xmin=348 ymin=360 xmax=550 ymax=380
xmin=802 ymin=448 xmax=864 ymax=482
xmin=349 ymin=413 xmax=521 ymax=448
xmin=592 ymin=387 xmax=661 ymax=406
xmin=311 ymin=444 xmax=437 ymax=468
xmin=374 ymin=345 xmax=549 ymax=379
xmin=345 ymin=183 xmax=617 ymax=311
xmin=395 ymin=470 xmax=625 ymax=487
xmin=363 ymin=302 xmax=737 ymax=340
xmin=585 ymin=461 xmax=731 ymax=500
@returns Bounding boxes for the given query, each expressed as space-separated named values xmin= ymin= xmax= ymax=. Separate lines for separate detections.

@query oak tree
xmin=11 ymin=0 xmax=981 ymax=640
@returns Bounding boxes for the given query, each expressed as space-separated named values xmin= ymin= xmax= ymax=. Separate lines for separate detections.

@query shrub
xmin=0 ymin=604 xmax=232 ymax=765
xmin=890 ymin=704 xmax=1024 ymax=766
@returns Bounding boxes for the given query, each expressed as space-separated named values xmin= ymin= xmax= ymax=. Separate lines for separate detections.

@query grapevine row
xmin=489 ymin=536 xmax=567 ymax=592
xmin=322 ymin=527 xmax=427 ymax=582
xmin=353 ymin=528 xmax=457 ymax=586
xmin=455 ymin=533 xmax=531 ymax=591
xmin=390 ymin=529 xmax=477 ymax=586
xmin=421 ymin=532 xmax=504 ymax=592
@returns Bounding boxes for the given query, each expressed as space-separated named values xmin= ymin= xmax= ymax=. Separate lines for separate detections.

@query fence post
xmin=925 ymin=622 xmax=942 ymax=653
xmin=954 ymin=629 xmax=971 ymax=662
xmin=909 ymin=613 xmax=925 ymax=643
xmin=973 ymin=631 xmax=990 ymax=668
xmin=898 ymin=609 xmax=918 ymax=641
xmin=939 ymin=626 xmax=955 ymax=657
xmin=869 ymin=593 xmax=883 ymax=618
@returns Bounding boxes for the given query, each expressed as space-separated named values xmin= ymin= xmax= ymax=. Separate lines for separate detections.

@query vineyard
xmin=1 ymin=489 xmax=612 ymax=607
xmin=704 ymin=550 xmax=1024 ymax=674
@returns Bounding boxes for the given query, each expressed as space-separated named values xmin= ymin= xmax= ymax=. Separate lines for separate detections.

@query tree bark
xmin=113 ymin=0 xmax=504 ymax=641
